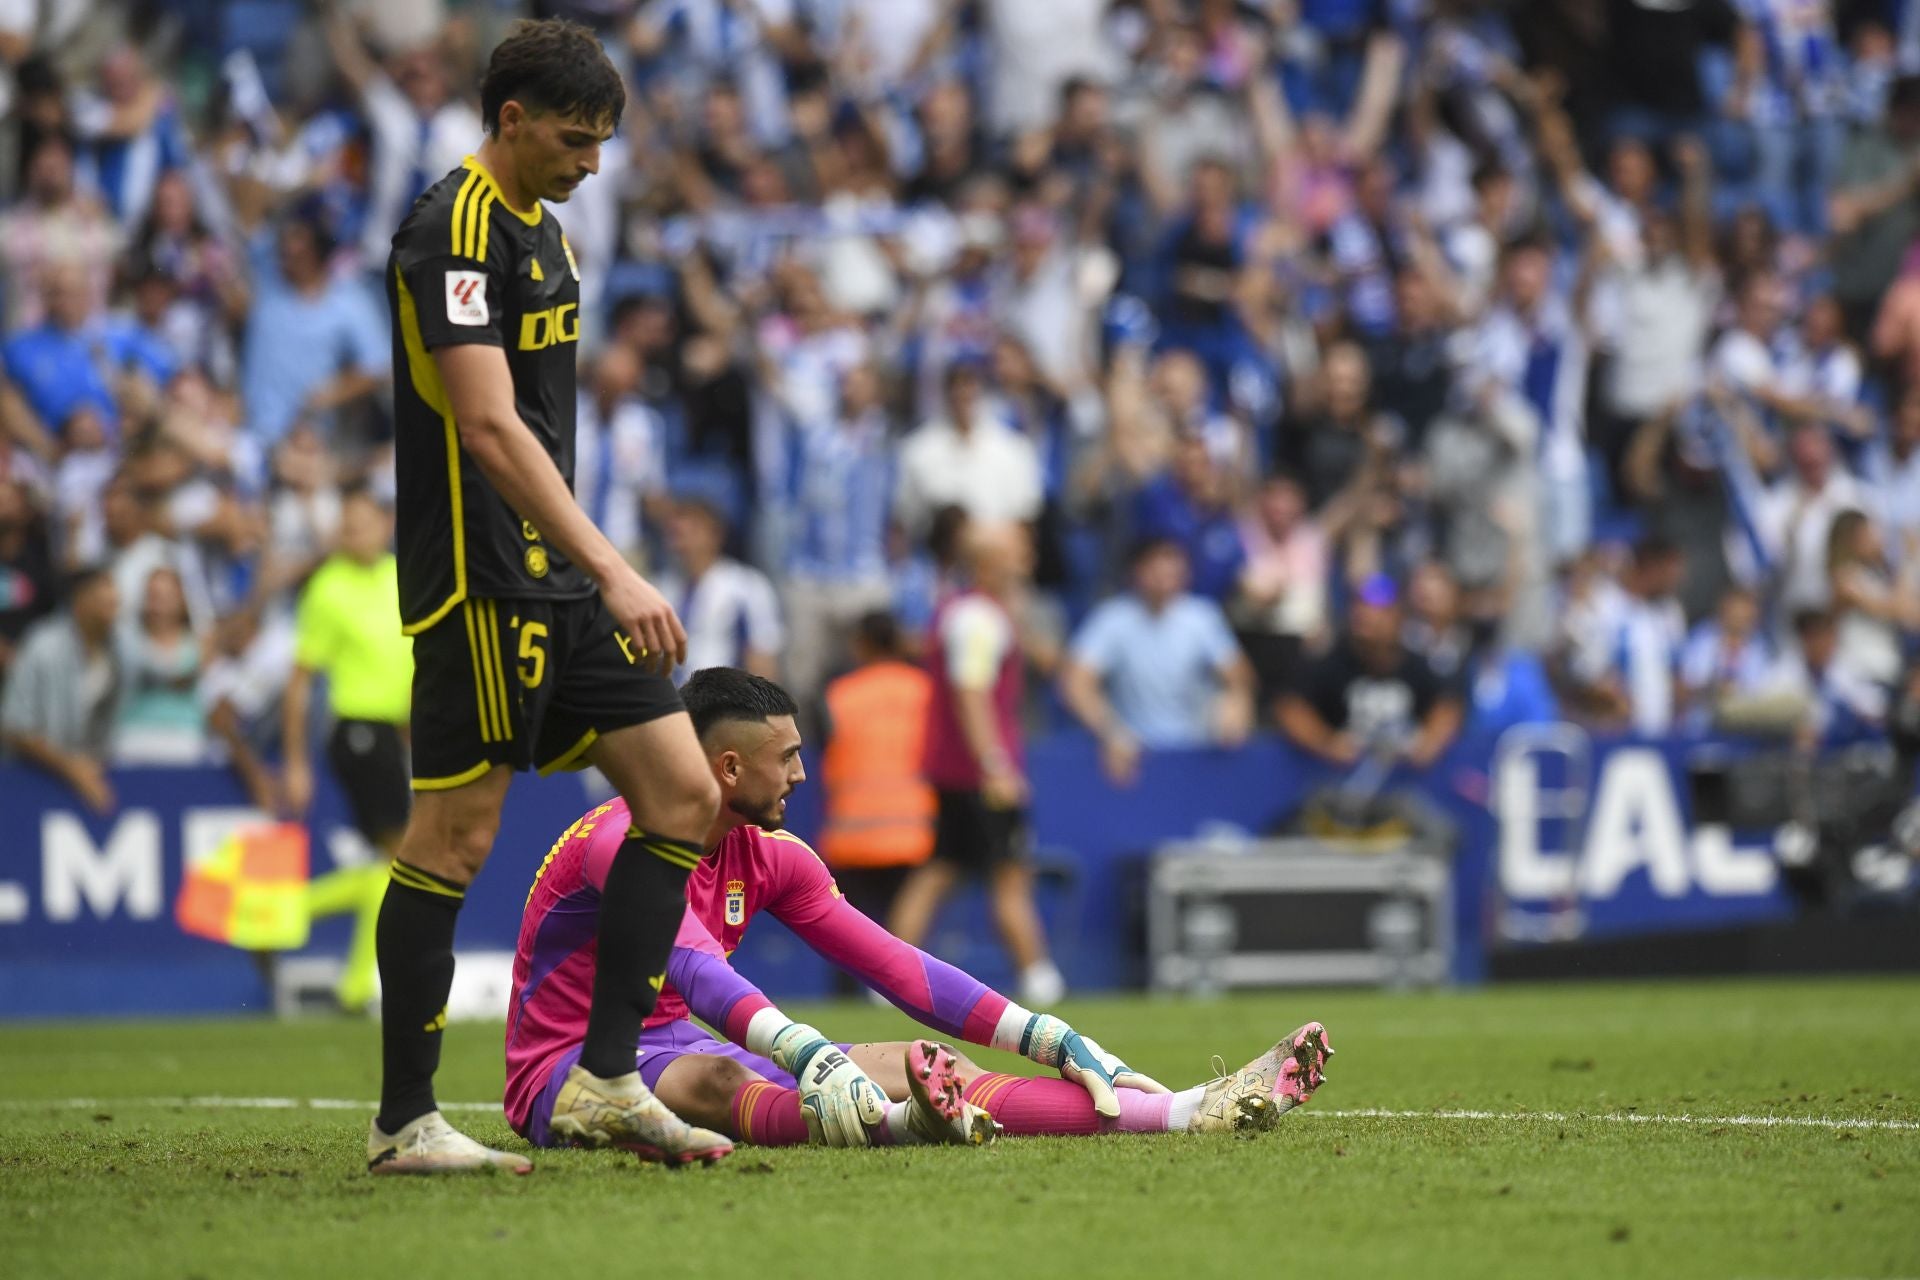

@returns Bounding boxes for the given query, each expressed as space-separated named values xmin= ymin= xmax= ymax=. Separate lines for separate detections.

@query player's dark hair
xmin=682 ymin=668 xmax=799 ymax=741
xmin=481 ymin=19 xmax=626 ymax=138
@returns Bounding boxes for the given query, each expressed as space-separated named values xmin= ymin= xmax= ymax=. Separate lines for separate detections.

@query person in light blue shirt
xmin=1059 ymin=537 xmax=1256 ymax=785
xmin=239 ymin=213 xmax=388 ymax=446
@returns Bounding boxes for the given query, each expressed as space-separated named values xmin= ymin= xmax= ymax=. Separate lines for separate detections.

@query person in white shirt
xmin=894 ymin=361 xmax=1043 ymax=539
xmin=324 ymin=13 xmax=482 ymax=266
xmin=1757 ymin=424 xmax=1863 ymax=615
xmin=1600 ymin=144 xmax=1721 ymax=427
xmin=660 ymin=499 xmax=783 ymax=683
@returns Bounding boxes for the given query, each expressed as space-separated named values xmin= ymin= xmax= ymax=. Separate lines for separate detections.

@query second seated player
xmin=370 ymin=20 xmax=731 ymax=1174
xmin=506 ymin=668 xmax=1334 ymax=1149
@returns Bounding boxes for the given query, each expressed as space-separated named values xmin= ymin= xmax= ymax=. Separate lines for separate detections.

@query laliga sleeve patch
xmin=445 ymin=270 xmax=489 ymax=326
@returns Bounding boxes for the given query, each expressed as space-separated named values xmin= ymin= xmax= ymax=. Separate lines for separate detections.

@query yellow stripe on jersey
xmin=449 ymin=169 xmax=481 ymax=258
xmin=529 ymin=257 xmax=544 ymax=282
xmin=393 ymin=268 xmax=468 ymax=635
xmin=475 ymin=191 xmax=494 ymax=264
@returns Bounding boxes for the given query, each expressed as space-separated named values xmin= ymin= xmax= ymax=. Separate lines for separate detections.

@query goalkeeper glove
xmin=1019 ymin=1013 xmax=1169 ymax=1118
xmin=769 ymin=1022 xmax=889 ymax=1147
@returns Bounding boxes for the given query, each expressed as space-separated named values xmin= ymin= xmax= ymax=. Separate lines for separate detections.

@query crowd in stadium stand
xmin=3 ymin=0 xmax=1919 ymax=814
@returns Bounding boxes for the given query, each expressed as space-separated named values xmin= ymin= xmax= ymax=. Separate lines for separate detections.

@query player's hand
xmin=598 ymin=561 xmax=687 ymax=676
xmin=771 ymin=1023 xmax=888 ymax=1147
xmin=1020 ymin=1013 xmax=1169 ymax=1118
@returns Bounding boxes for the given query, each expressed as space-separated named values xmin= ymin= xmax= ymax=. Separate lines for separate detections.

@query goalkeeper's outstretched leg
xmin=840 ymin=1024 xmax=1334 ymax=1138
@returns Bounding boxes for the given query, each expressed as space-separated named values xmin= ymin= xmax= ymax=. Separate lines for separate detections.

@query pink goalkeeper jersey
xmin=504 ymin=800 xmax=1013 ymax=1137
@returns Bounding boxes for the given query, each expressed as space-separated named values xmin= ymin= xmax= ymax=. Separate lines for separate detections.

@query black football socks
xmin=577 ymin=828 xmax=704 ymax=1080
xmin=374 ymin=860 xmax=468 ymax=1134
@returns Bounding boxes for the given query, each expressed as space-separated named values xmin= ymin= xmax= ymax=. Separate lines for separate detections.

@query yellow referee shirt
xmin=294 ymin=553 xmax=413 ymax=724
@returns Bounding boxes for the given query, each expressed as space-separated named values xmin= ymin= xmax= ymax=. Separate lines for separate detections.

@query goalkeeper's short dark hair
xmin=682 ymin=668 xmax=799 ymax=741
xmin=481 ymin=19 xmax=626 ymax=138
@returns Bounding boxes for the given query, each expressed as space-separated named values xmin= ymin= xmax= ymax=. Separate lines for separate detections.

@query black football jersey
xmin=386 ymin=156 xmax=592 ymax=634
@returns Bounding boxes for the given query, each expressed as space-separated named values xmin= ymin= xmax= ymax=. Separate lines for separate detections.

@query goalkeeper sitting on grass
xmin=505 ymin=669 xmax=1332 ymax=1154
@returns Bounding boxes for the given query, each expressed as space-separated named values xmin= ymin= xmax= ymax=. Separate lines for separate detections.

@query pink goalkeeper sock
xmin=729 ymin=1080 xmax=811 ymax=1146
xmin=960 ymin=1074 xmax=1175 ymax=1136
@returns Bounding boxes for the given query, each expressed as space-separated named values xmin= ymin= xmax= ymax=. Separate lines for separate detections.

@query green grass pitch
xmin=3 ymin=977 xmax=1917 ymax=1278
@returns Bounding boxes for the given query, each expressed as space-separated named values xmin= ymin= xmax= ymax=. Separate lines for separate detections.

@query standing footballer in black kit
xmin=369 ymin=19 xmax=732 ymax=1174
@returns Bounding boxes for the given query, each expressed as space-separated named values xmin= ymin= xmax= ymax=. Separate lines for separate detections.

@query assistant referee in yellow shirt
xmin=282 ymin=486 xmax=414 ymax=1011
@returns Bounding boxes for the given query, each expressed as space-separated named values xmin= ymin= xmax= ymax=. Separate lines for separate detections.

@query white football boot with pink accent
xmin=1190 ymin=1021 xmax=1334 ymax=1135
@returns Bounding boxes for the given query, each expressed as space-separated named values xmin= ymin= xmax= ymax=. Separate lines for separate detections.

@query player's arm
xmin=769 ymin=838 xmax=1169 ymax=1116
xmin=432 ymin=343 xmax=684 ymax=670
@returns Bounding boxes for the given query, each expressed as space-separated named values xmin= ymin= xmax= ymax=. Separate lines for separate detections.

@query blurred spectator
xmin=68 ymin=44 xmax=188 ymax=231
xmin=1466 ymin=232 xmax=1595 ymax=567
xmin=0 ymin=565 xmax=122 ymax=813
xmin=256 ymin=426 xmax=342 ymax=604
xmin=895 ymin=360 xmax=1042 ymax=538
xmin=817 ymin=611 xmax=936 ymax=991
xmin=1773 ymin=606 xmax=1887 ymax=742
xmin=1829 ymin=74 xmax=1920 ymax=337
xmin=1131 ymin=433 xmax=1246 ymax=603
xmin=1277 ymin=575 xmax=1464 ymax=770
xmin=99 ymin=472 xmax=215 ymax=635
xmin=201 ymin=605 xmax=293 ymax=814
xmin=1059 ymin=537 xmax=1254 ymax=785
xmin=1679 ymin=584 xmax=1776 ymax=722
xmin=324 ymin=11 xmax=483 ymax=266
xmin=1234 ymin=470 xmax=1329 ymax=710
xmin=239 ymin=212 xmax=388 ymax=448
xmin=574 ymin=345 xmax=667 ymax=570
xmin=0 ymin=477 xmax=54 ymax=681
xmin=1595 ymin=139 xmax=1720 ymax=446
xmin=1757 ymin=423 xmax=1862 ymax=614
xmin=1585 ymin=536 xmax=1691 ymax=736
xmin=3 ymin=263 xmax=124 ymax=446
xmin=785 ymin=362 xmax=895 ymax=706
xmin=1864 ymin=385 xmax=1920 ymax=563
xmin=111 ymin=565 xmax=206 ymax=765
xmin=663 ymin=499 xmax=783 ymax=680
xmin=891 ymin=521 xmax=1064 ymax=1008
xmin=982 ymin=0 xmax=1117 ymax=138
xmin=281 ymin=488 xmax=411 ymax=1012
xmin=0 ymin=133 xmax=120 ymax=331
xmin=1825 ymin=508 xmax=1918 ymax=691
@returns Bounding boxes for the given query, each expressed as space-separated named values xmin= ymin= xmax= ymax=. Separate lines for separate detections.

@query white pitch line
xmin=2 ymin=1097 xmax=1916 ymax=1132
xmin=1298 ymin=1108 xmax=1920 ymax=1132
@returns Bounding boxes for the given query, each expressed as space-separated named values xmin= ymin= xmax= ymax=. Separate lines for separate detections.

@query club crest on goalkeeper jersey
xmin=386 ymin=156 xmax=593 ymax=635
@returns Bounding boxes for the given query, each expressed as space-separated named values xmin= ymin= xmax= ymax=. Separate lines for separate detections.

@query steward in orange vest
xmin=819 ymin=616 xmax=937 ymax=871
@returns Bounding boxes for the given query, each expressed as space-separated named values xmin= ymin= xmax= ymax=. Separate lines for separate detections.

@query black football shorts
xmin=409 ymin=594 xmax=682 ymax=791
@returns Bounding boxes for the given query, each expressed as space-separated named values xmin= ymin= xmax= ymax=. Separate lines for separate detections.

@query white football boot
xmin=1190 ymin=1021 xmax=1334 ymax=1135
xmin=367 ymin=1110 xmax=533 ymax=1175
xmin=548 ymin=1065 xmax=734 ymax=1167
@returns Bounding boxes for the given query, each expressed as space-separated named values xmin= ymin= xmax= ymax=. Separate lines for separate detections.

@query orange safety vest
xmin=819 ymin=660 xmax=938 ymax=869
